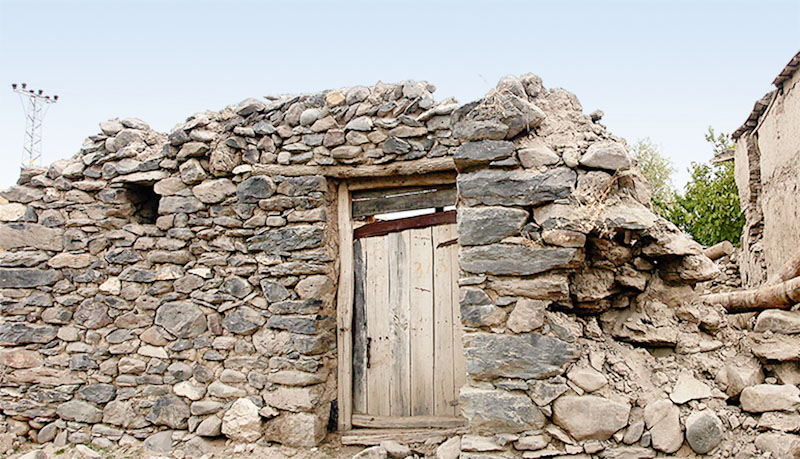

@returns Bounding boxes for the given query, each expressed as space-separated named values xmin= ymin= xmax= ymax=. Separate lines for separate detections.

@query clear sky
xmin=1 ymin=0 xmax=798 ymax=189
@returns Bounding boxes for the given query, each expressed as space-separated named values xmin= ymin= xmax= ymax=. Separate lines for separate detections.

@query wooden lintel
xmin=354 ymin=210 xmax=457 ymax=239
xmin=251 ymin=158 xmax=455 ymax=179
xmin=348 ymin=171 xmax=457 ymax=191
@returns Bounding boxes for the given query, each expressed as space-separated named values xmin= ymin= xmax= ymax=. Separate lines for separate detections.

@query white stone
xmin=567 ymin=367 xmax=608 ymax=393
xmin=174 ymin=381 xmax=206 ymax=401
xmin=741 ymin=384 xmax=800 ymax=413
xmin=670 ymin=372 xmax=712 ymax=404
xmin=99 ymin=277 xmax=121 ymax=295
xmin=221 ymin=398 xmax=262 ymax=442
xmin=436 ymin=436 xmax=461 ymax=459
xmin=644 ymin=399 xmax=683 ymax=453
xmin=0 ymin=203 xmax=26 ymax=221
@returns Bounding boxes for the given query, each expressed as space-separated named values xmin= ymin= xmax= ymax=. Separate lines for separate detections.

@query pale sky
xmin=1 ymin=0 xmax=798 ymax=189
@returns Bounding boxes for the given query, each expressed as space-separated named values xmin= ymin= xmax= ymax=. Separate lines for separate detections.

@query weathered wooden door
xmin=351 ymin=213 xmax=466 ymax=423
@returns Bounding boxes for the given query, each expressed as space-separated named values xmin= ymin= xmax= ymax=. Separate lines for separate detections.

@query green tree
xmin=630 ymin=138 xmax=677 ymax=217
xmin=665 ymin=128 xmax=744 ymax=246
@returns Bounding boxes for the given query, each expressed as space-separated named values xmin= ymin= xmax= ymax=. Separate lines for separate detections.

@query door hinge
xmin=366 ymin=337 xmax=372 ymax=369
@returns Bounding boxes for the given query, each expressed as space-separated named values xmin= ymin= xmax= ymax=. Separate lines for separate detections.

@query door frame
xmin=336 ymin=172 xmax=458 ymax=431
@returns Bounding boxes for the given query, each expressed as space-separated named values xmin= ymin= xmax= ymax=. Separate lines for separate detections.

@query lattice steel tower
xmin=11 ymin=83 xmax=58 ymax=168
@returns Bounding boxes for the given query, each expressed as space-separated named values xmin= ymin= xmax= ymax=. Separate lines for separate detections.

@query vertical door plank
xmin=352 ymin=238 xmax=368 ymax=414
xmin=387 ymin=231 xmax=411 ymax=416
xmin=449 ymin=224 xmax=467 ymax=411
xmin=432 ymin=224 xmax=456 ymax=416
xmin=409 ymin=227 xmax=435 ymax=416
xmin=365 ymin=235 xmax=392 ymax=416
xmin=336 ymin=182 xmax=354 ymax=430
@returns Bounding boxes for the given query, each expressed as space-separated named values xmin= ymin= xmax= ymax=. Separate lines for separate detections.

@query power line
xmin=11 ymin=83 xmax=58 ymax=169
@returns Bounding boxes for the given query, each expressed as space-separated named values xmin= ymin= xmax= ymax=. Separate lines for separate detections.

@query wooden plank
xmin=336 ymin=182 xmax=354 ymax=430
xmin=432 ymin=224 xmax=456 ymax=416
xmin=341 ymin=427 xmax=467 ymax=446
xmin=348 ymin=171 xmax=456 ymax=191
xmin=450 ymin=224 xmax=466 ymax=412
xmin=354 ymin=210 xmax=456 ymax=239
xmin=352 ymin=186 xmax=456 ymax=218
xmin=252 ymin=157 xmax=455 ymax=178
xmin=351 ymin=414 xmax=467 ymax=429
xmin=387 ymin=231 xmax=411 ymax=417
xmin=409 ymin=227 xmax=435 ymax=416
xmin=364 ymin=235 xmax=391 ymax=416
xmin=352 ymin=184 xmax=455 ymax=201
xmin=352 ymin=238 xmax=367 ymax=415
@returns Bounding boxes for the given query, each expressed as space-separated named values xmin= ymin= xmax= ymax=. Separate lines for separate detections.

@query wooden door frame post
xmin=337 ymin=181 xmax=354 ymax=431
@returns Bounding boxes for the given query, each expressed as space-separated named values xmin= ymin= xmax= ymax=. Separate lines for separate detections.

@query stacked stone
xmin=0 ymin=80 xmax=466 ymax=452
xmin=449 ymin=74 xmax=736 ymax=457
xmin=0 ymin=74 xmax=793 ymax=458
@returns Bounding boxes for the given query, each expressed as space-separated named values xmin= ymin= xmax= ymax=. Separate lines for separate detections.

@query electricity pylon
xmin=12 ymin=83 xmax=58 ymax=168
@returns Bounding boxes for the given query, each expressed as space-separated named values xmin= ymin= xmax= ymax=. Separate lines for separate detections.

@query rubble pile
xmin=0 ymin=74 xmax=796 ymax=458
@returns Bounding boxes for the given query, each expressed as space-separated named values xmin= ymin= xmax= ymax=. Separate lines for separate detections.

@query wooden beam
xmin=351 ymin=414 xmax=466 ymax=429
xmin=703 ymin=241 xmax=733 ymax=260
xmin=336 ymin=181 xmax=354 ymax=431
xmin=352 ymin=186 xmax=456 ymax=218
xmin=348 ymin=171 xmax=457 ymax=191
xmin=702 ymin=275 xmax=800 ymax=313
xmin=251 ymin=158 xmax=455 ymax=179
xmin=354 ymin=210 xmax=457 ymax=239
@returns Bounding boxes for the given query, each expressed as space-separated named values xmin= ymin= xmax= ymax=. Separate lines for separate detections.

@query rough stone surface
xmin=552 ymin=395 xmax=631 ymax=441
xmin=221 ymin=398 xmax=262 ymax=442
xmin=457 ymin=206 xmax=528 ymax=246
xmin=740 ymin=384 xmax=800 ymax=412
xmin=457 ymin=168 xmax=577 ymax=207
xmin=460 ymin=387 xmax=546 ymax=433
xmin=644 ymin=399 xmax=683 ymax=453
xmin=460 ymin=244 xmax=581 ymax=276
xmin=464 ymin=332 xmax=579 ymax=379
xmin=685 ymin=410 xmax=723 ymax=454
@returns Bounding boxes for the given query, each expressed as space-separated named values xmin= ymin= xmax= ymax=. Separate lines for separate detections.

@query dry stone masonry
xmin=0 ymin=74 xmax=795 ymax=458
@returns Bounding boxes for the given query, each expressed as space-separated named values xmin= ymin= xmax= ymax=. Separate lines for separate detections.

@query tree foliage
xmin=630 ymin=138 xmax=677 ymax=217
xmin=666 ymin=160 xmax=744 ymax=246
xmin=631 ymin=128 xmax=744 ymax=247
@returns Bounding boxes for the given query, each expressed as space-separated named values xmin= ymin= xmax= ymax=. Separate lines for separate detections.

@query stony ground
xmin=9 ymin=435 xmax=365 ymax=459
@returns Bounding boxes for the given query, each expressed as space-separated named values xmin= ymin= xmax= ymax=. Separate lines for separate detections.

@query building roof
xmin=733 ymin=49 xmax=800 ymax=140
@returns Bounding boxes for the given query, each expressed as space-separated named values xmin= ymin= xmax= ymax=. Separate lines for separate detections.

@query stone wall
xmin=0 ymin=74 xmax=797 ymax=458
xmin=0 ymin=80 xmax=460 ymax=450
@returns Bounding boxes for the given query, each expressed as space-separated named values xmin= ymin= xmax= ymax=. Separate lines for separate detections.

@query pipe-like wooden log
xmin=703 ymin=241 xmax=734 ymax=260
xmin=701 ymin=276 xmax=800 ymax=313
xmin=767 ymin=249 xmax=800 ymax=285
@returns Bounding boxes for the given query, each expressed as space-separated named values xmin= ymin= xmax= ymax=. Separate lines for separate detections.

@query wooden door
xmin=352 ymin=217 xmax=466 ymax=423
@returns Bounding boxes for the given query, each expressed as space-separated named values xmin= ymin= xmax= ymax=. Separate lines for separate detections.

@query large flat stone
xmin=454 ymin=140 xmax=514 ymax=171
xmin=740 ymin=384 xmax=800 ymax=413
xmin=0 ymin=269 xmax=60 ymax=288
xmin=460 ymin=244 xmax=581 ymax=276
xmin=247 ymin=225 xmax=324 ymax=252
xmin=755 ymin=310 xmax=800 ymax=334
xmin=0 ymin=223 xmax=63 ymax=251
xmin=552 ymin=395 xmax=630 ymax=441
xmin=0 ymin=323 xmax=57 ymax=345
xmin=457 ymin=168 xmax=575 ymax=207
xmin=464 ymin=332 xmax=578 ymax=379
xmin=155 ymin=301 xmax=207 ymax=338
xmin=459 ymin=387 xmax=545 ymax=433
xmin=457 ymin=207 xmax=528 ymax=246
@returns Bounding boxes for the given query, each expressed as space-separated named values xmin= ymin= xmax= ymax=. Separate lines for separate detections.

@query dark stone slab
xmin=0 ymin=268 xmax=60 ymax=288
xmin=464 ymin=332 xmax=579 ymax=379
xmin=457 ymin=168 xmax=576 ymax=206
xmin=460 ymin=244 xmax=581 ymax=276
